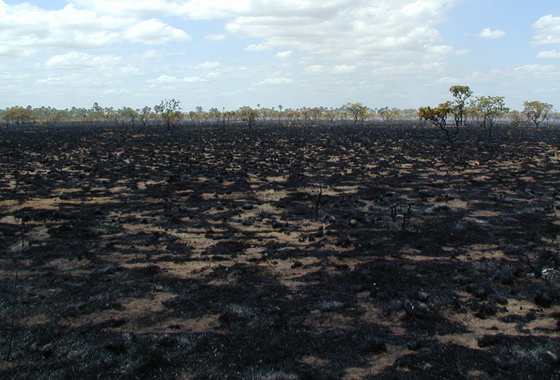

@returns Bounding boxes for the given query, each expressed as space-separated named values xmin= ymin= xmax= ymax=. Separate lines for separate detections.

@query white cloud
xmin=332 ymin=65 xmax=357 ymax=74
xmin=513 ymin=64 xmax=558 ymax=77
xmin=203 ymin=33 xmax=227 ymax=41
xmin=71 ymin=0 xmax=251 ymax=19
xmin=463 ymin=64 xmax=560 ymax=84
xmin=46 ymin=51 xmax=118 ymax=70
xmin=134 ymin=49 xmax=186 ymax=62
xmin=305 ymin=64 xmax=357 ymax=75
xmin=0 ymin=0 xmax=458 ymax=64
xmin=0 ymin=3 xmax=124 ymax=56
xmin=0 ymin=2 xmax=191 ymax=58
xmin=192 ymin=61 xmax=221 ymax=69
xmin=124 ymin=18 xmax=191 ymax=44
xmin=533 ymin=14 xmax=560 ymax=45
xmin=245 ymin=43 xmax=273 ymax=51
xmin=537 ymin=50 xmax=560 ymax=59
xmin=44 ymin=51 xmax=142 ymax=76
xmin=147 ymin=74 xmax=178 ymax=84
xmin=372 ymin=61 xmax=446 ymax=79
xmin=276 ymin=51 xmax=293 ymax=59
xmin=465 ymin=71 xmax=482 ymax=81
xmin=206 ymin=71 xmax=221 ymax=78
xmin=253 ymin=77 xmax=293 ymax=86
xmin=183 ymin=76 xmax=207 ymax=82
xmin=434 ymin=76 xmax=459 ymax=84
xmin=533 ymin=14 xmax=560 ymax=59
xmin=477 ymin=27 xmax=506 ymax=39
xmin=223 ymin=0 xmax=458 ymax=61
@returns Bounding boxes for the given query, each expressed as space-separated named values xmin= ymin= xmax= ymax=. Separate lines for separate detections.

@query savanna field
xmin=1 ymin=122 xmax=560 ymax=379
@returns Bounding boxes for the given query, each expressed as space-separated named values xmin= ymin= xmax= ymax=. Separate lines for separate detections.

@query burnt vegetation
xmin=1 ymin=120 xmax=560 ymax=379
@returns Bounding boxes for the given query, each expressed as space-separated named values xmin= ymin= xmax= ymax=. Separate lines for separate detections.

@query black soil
xmin=1 ymin=123 xmax=560 ymax=379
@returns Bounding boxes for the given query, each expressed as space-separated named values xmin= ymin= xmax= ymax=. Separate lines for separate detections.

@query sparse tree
xmin=223 ymin=110 xmax=237 ymax=125
xmin=37 ymin=106 xmax=65 ymax=126
xmin=301 ymin=108 xmax=312 ymax=125
xmin=155 ymin=99 xmax=183 ymax=132
xmin=323 ymin=108 xmax=336 ymax=124
xmin=470 ymin=95 xmax=509 ymax=139
xmin=238 ymin=106 xmax=259 ymax=128
xmin=419 ymin=101 xmax=454 ymax=139
xmin=286 ymin=109 xmax=301 ymax=125
xmin=309 ymin=107 xmax=323 ymax=124
xmin=378 ymin=106 xmax=399 ymax=122
xmin=103 ymin=107 xmax=117 ymax=126
xmin=3 ymin=106 xmax=33 ymax=125
xmin=138 ymin=106 xmax=153 ymax=126
xmin=343 ymin=102 xmax=368 ymax=124
xmin=449 ymin=85 xmax=473 ymax=127
xmin=208 ymin=107 xmax=221 ymax=124
xmin=118 ymin=107 xmax=138 ymax=127
xmin=523 ymin=100 xmax=553 ymax=128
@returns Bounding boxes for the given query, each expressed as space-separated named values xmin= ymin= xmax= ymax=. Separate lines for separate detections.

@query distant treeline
xmin=1 ymin=87 xmax=557 ymax=130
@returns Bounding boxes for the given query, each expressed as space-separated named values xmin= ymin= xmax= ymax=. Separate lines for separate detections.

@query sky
xmin=0 ymin=0 xmax=559 ymax=112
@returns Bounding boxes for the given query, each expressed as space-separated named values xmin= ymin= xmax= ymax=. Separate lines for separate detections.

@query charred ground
xmin=1 ymin=123 xmax=560 ymax=379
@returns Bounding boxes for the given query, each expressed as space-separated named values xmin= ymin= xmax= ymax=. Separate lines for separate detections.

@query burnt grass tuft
xmin=1 ymin=123 xmax=560 ymax=378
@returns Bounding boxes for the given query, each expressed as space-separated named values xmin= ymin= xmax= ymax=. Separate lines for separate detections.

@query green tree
xmin=470 ymin=95 xmax=509 ymax=139
xmin=377 ymin=106 xmax=399 ymax=122
xmin=138 ymin=106 xmax=153 ymax=126
xmin=523 ymin=100 xmax=553 ymax=128
xmin=118 ymin=107 xmax=138 ymax=127
xmin=343 ymin=102 xmax=368 ymax=124
xmin=103 ymin=107 xmax=117 ymax=126
xmin=3 ymin=106 xmax=33 ymax=125
xmin=418 ymin=101 xmax=454 ymax=138
xmin=323 ymin=108 xmax=336 ymax=124
xmin=449 ymin=85 xmax=473 ymax=126
xmin=208 ymin=107 xmax=221 ymax=122
xmin=238 ymin=106 xmax=259 ymax=128
xmin=155 ymin=99 xmax=183 ymax=132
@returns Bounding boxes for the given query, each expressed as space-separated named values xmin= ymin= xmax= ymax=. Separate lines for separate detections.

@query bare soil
xmin=1 ymin=123 xmax=560 ymax=379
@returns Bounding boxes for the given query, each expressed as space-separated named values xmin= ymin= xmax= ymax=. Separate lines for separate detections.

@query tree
xmin=103 ymin=107 xmax=117 ymax=126
xmin=523 ymin=100 xmax=553 ymax=128
xmin=301 ymin=108 xmax=312 ymax=125
xmin=286 ymin=109 xmax=301 ymax=125
xmin=323 ymin=108 xmax=336 ymax=124
xmin=138 ymin=106 xmax=153 ymax=126
xmin=3 ymin=106 xmax=33 ymax=125
xmin=309 ymin=107 xmax=323 ymax=124
xmin=118 ymin=107 xmax=138 ymax=127
xmin=208 ymin=107 xmax=221 ymax=123
xmin=155 ymin=99 xmax=183 ymax=132
xmin=470 ymin=96 xmax=509 ymax=139
xmin=377 ymin=106 xmax=399 ymax=122
xmin=506 ymin=109 xmax=524 ymax=128
xmin=418 ymin=101 xmax=454 ymax=138
xmin=238 ymin=106 xmax=259 ymax=128
xmin=35 ymin=106 xmax=65 ymax=126
xmin=449 ymin=85 xmax=473 ymax=126
xmin=343 ymin=102 xmax=368 ymax=124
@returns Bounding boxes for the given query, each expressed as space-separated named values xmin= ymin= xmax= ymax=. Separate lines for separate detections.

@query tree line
xmin=0 ymin=101 xmax=414 ymax=129
xmin=419 ymin=86 xmax=555 ymax=139
xmin=1 ymin=88 xmax=557 ymax=131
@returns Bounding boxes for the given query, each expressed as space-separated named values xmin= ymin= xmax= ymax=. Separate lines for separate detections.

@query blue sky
xmin=0 ymin=0 xmax=559 ymax=111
